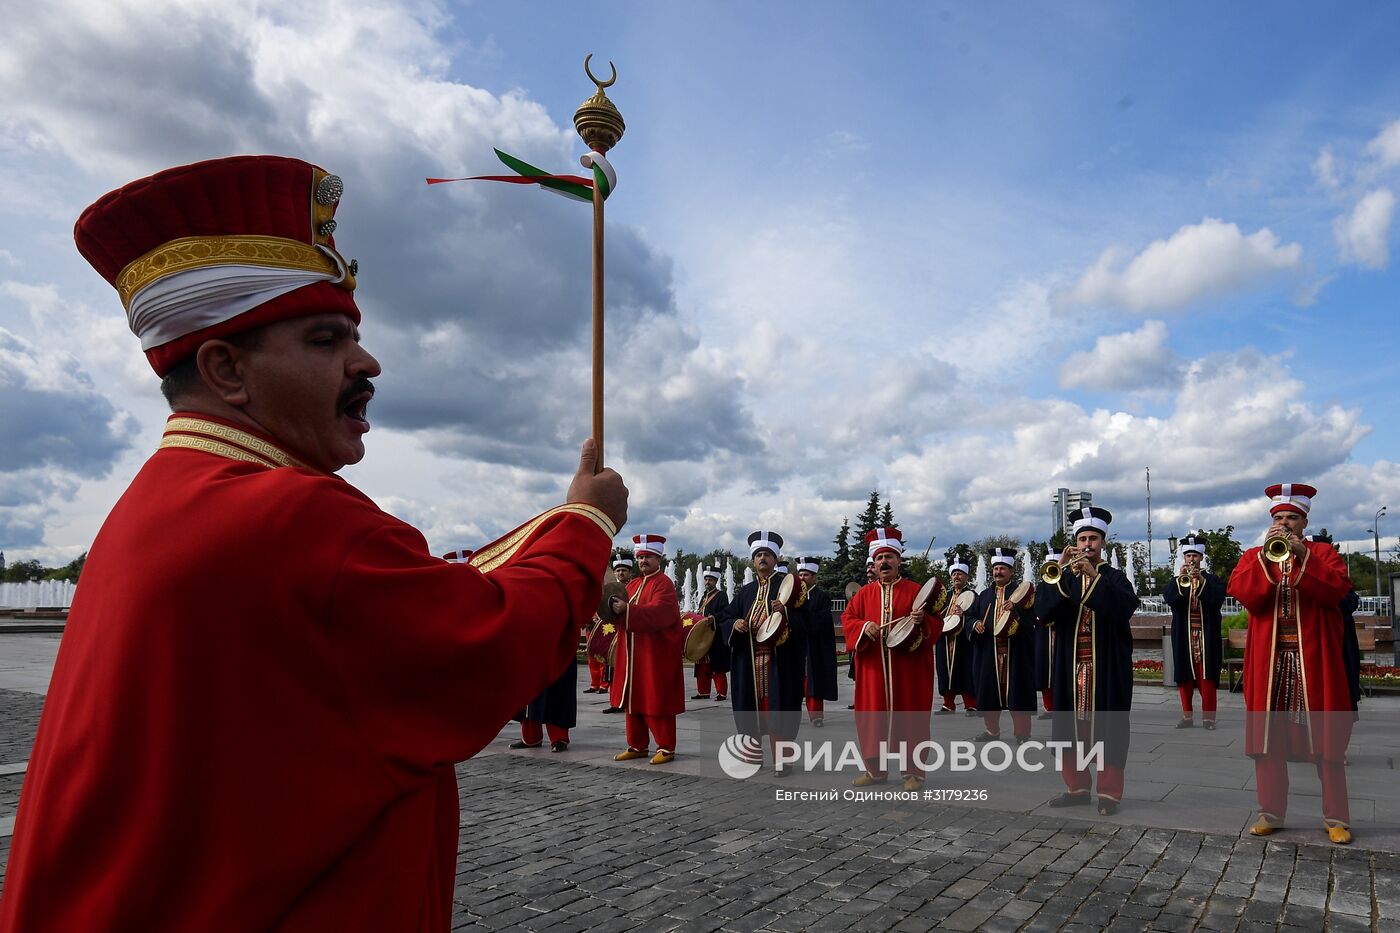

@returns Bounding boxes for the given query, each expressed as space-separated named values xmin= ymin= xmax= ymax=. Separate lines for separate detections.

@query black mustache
xmin=338 ymin=378 xmax=376 ymax=409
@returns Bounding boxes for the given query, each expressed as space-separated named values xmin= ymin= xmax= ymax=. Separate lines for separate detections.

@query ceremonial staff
xmin=575 ymin=55 xmax=625 ymax=470
xmin=427 ymin=55 xmax=624 ymax=471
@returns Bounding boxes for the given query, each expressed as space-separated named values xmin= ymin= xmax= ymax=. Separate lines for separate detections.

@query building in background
xmin=1051 ymin=488 xmax=1093 ymax=539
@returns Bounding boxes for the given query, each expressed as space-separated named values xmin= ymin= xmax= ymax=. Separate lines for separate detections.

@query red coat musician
xmin=609 ymin=535 xmax=685 ymax=764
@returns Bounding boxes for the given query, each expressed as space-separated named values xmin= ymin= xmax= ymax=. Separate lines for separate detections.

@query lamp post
xmin=1370 ymin=506 xmax=1388 ymax=600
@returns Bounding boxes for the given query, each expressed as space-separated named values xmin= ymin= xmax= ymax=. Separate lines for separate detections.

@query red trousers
xmin=587 ymin=656 xmax=608 ymax=689
xmin=625 ymin=713 xmax=676 ymax=753
xmin=1061 ymin=718 xmax=1123 ymax=801
xmin=1061 ymin=760 xmax=1125 ymax=802
xmin=695 ymin=660 xmax=727 ymax=697
xmin=983 ymin=710 xmax=1032 ymax=739
xmin=1178 ymin=665 xmax=1217 ymax=720
xmin=1041 ymin=689 xmax=1053 ymax=711
xmin=1254 ymin=753 xmax=1350 ymax=826
xmin=520 ymin=719 xmax=568 ymax=745
xmin=806 ymin=696 xmax=824 ymax=720
xmin=940 ymin=692 xmax=978 ymax=711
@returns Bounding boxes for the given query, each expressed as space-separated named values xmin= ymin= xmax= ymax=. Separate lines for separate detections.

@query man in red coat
xmin=1229 ymin=483 xmax=1356 ymax=844
xmin=841 ymin=528 xmax=943 ymax=790
xmin=609 ymin=534 xmax=685 ymax=764
xmin=0 ymin=156 xmax=628 ymax=932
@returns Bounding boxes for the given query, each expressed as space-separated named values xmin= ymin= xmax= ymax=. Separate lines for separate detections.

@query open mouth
xmin=341 ymin=389 xmax=373 ymax=425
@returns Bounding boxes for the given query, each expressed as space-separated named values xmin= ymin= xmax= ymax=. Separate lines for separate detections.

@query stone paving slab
xmin=1 ymin=637 xmax=1397 ymax=929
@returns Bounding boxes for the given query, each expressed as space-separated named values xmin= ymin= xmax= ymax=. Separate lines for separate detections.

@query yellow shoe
xmin=650 ymin=750 xmax=676 ymax=765
xmin=1249 ymin=815 xmax=1281 ymax=836
xmin=614 ymin=748 xmax=648 ymax=761
xmin=852 ymin=773 xmax=887 ymax=787
xmin=902 ymin=776 xmax=923 ymax=792
xmin=1327 ymin=824 xmax=1353 ymax=845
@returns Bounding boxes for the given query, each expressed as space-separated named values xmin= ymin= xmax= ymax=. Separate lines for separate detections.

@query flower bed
xmin=1133 ymin=658 xmax=1163 ymax=681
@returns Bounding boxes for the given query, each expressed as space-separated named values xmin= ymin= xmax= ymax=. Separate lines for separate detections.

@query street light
xmin=1370 ymin=506 xmax=1388 ymax=600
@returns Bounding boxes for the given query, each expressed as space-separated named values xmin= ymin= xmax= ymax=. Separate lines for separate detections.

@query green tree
xmin=44 ymin=553 xmax=87 ymax=583
xmin=854 ymin=491 xmax=882 ymax=542
xmin=1194 ymin=526 xmax=1244 ymax=581
xmin=879 ymin=501 xmax=895 ymax=530
xmin=818 ymin=519 xmax=854 ymax=593
xmin=1049 ymin=527 xmax=1070 ymax=554
xmin=1 ymin=559 xmax=46 ymax=583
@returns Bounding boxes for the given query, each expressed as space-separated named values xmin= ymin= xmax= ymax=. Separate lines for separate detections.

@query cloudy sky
xmin=2 ymin=1 xmax=1399 ymax=568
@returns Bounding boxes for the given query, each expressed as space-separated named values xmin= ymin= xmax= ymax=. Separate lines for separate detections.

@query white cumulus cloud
xmin=1052 ymin=218 xmax=1303 ymax=313
xmin=1333 ymin=188 xmax=1395 ymax=269
xmin=1365 ymin=119 xmax=1400 ymax=170
xmin=1059 ymin=320 xmax=1181 ymax=392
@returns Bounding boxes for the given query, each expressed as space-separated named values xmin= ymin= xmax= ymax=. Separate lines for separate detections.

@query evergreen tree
xmin=855 ymin=491 xmax=882 ymax=541
xmin=1194 ymin=526 xmax=1244 ymax=580
xmin=879 ymin=501 xmax=894 ymax=530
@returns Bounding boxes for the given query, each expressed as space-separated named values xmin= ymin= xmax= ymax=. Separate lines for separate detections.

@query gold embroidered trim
xmin=158 ymin=433 xmax=278 ymax=468
xmin=116 ymin=235 xmax=338 ymax=309
xmin=468 ymin=503 xmax=617 ymax=574
xmin=164 ymin=417 xmax=304 ymax=468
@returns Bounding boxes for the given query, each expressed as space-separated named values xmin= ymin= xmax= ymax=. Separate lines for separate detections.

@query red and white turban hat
xmin=632 ymin=534 xmax=666 ymax=558
xmin=866 ymin=527 xmax=904 ymax=559
xmin=1265 ymin=483 xmax=1316 ymax=516
xmin=74 ymin=155 xmax=360 ymax=376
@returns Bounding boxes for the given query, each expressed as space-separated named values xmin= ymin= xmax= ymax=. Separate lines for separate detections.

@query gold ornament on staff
xmin=575 ymin=54 xmax=625 ymax=472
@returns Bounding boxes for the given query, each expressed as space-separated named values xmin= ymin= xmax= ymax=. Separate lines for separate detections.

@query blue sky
xmin=1 ymin=1 xmax=1398 ymax=566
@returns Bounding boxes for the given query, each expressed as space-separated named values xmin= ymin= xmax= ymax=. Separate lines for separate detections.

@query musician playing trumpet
xmin=1163 ymin=535 xmax=1226 ymax=729
xmin=1228 ymin=483 xmax=1356 ymax=844
xmin=968 ymin=548 xmax=1037 ymax=744
xmin=1037 ymin=507 xmax=1139 ymax=816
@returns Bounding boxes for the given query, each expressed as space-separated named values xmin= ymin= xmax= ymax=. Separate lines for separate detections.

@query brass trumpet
xmin=1176 ymin=571 xmax=1193 ymax=588
xmin=1263 ymin=534 xmax=1293 ymax=563
xmin=1041 ymin=560 xmax=1062 ymax=584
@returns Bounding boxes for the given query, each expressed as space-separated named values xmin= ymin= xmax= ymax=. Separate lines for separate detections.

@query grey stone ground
xmin=1 ymin=632 xmax=1397 ymax=930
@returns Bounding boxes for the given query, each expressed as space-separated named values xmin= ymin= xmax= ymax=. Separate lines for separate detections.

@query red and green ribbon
xmin=428 ymin=148 xmax=615 ymax=202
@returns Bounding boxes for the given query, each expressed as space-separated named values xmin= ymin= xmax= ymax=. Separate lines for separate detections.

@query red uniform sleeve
xmin=1295 ymin=541 xmax=1353 ymax=607
xmin=841 ymin=585 xmax=877 ymax=651
xmin=1227 ymin=548 xmax=1275 ymax=615
xmin=327 ymin=507 xmax=613 ymax=785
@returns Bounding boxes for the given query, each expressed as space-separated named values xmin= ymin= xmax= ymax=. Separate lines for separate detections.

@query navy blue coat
xmin=1163 ymin=571 xmax=1225 ymax=684
xmin=967 ymin=586 xmax=1037 ymax=713
xmin=697 ymin=586 xmax=732 ymax=673
xmin=719 ymin=574 xmax=810 ymax=741
xmin=1038 ymin=565 xmax=1139 ymax=769
xmin=804 ymin=586 xmax=839 ymax=701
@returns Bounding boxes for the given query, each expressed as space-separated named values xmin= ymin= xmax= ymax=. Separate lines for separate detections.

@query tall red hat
xmin=74 ymin=155 xmax=360 ymax=376
xmin=865 ymin=527 xmax=904 ymax=559
xmin=1265 ymin=483 xmax=1316 ymax=516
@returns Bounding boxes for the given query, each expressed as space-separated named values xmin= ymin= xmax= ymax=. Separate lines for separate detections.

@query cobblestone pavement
xmin=449 ymin=755 xmax=1395 ymax=933
xmin=2 ymin=676 xmax=1396 ymax=930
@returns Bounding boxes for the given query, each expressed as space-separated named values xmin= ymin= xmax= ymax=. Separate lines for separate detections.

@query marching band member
xmin=935 ymin=555 xmax=978 ymax=716
xmin=693 ymin=566 xmax=731 ymax=700
xmin=968 ymin=548 xmax=1037 ymax=744
xmin=1229 ymin=484 xmax=1355 ymax=844
xmin=594 ymin=554 xmax=635 ymax=706
xmin=1033 ymin=546 xmax=1059 ymax=719
xmin=1039 ymin=507 xmax=1139 ymax=815
xmin=719 ymin=531 xmax=811 ymax=775
xmin=841 ymin=529 xmax=943 ymax=790
xmin=609 ymin=535 xmax=685 ymax=765
xmin=797 ymin=557 xmax=838 ymax=726
xmin=1164 ymin=534 xmax=1226 ymax=729
xmin=0 ymin=156 xmax=627 ymax=931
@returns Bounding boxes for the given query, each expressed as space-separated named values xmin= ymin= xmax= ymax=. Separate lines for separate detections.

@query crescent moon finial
xmin=583 ymin=53 xmax=617 ymax=90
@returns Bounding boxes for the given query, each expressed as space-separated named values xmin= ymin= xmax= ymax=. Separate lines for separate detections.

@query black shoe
xmin=847 ymin=704 xmax=855 ymax=709
xmin=1176 ymin=718 xmax=1195 ymax=729
xmin=602 ymin=707 xmax=622 ymax=714
xmin=1203 ymin=721 xmax=1216 ymax=731
xmin=972 ymin=732 xmax=999 ymax=743
xmin=935 ymin=708 xmax=955 ymax=716
xmin=1037 ymin=711 xmax=1053 ymax=720
xmin=965 ymin=709 xmax=979 ymax=717
xmin=692 ymin=694 xmax=709 ymax=700
xmin=812 ymin=718 xmax=824 ymax=727
xmin=508 ymin=740 xmax=542 ymax=749
xmin=1097 ymin=799 xmax=1119 ymax=815
xmin=1048 ymin=793 xmax=1091 ymax=808
xmin=550 ymin=741 xmax=568 ymax=753
xmin=1014 ymin=735 xmax=1030 ymax=746
xmin=714 ymin=694 xmax=727 ymax=701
